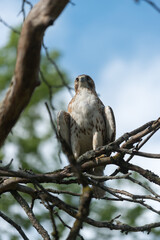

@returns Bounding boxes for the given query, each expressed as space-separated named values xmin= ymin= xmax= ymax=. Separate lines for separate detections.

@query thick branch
xmin=67 ymin=186 xmax=92 ymax=240
xmin=0 ymin=0 xmax=69 ymax=147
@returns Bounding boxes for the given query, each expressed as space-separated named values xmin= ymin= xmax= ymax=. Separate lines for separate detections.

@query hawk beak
xmin=79 ymin=76 xmax=86 ymax=83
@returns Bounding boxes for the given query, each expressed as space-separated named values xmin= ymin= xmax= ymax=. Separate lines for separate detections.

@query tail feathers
xmin=91 ymin=166 xmax=105 ymax=199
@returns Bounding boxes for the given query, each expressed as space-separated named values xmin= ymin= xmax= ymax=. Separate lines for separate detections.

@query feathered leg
xmin=92 ymin=131 xmax=105 ymax=199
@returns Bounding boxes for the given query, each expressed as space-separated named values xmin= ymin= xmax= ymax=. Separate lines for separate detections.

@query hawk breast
xmin=68 ymin=88 xmax=106 ymax=157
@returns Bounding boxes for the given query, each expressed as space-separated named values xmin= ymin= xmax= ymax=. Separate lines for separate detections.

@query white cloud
xmin=99 ymin=56 xmax=160 ymax=135
xmin=98 ymin=55 xmax=160 ymax=174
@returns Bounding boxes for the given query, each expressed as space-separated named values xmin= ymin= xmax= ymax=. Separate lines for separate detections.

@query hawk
xmin=57 ymin=74 xmax=116 ymax=198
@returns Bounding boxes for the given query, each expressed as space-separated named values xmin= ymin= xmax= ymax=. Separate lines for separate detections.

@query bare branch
xmin=47 ymin=205 xmax=59 ymax=240
xmin=67 ymin=186 xmax=92 ymax=240
xmin=19 ymin=0 xmax=33 ymax=21
xmin=42 ymin=43 xmax=73 ymax=96
xmin=0 ymin=17 xmax=20 ymax=34
xmin=115 ymin=147 xmax=160 ymax=159
xmin=0 ymin=211 xmax=29 ymax=240
xmin=142 ymin=0 xmax=160 ymax=13
xmin=45 ymin=102 xmax=59 ymax=137
xmin=47 ymin=188 xmax=81 ymax=197
xmin=11 ymin=191 xmax=51 ymax=240
xmin=83 ymin=172 xmax=131 ymax=181
xmin=127 ymin=175 xmax=160 ymax=197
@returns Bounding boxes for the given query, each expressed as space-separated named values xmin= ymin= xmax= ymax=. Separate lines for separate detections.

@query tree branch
xmin=0 ymin=0 xmax=69 ymax=147
xmin=11 ymin=190 xmax=51 ymax=240
xmin=142 ymin=0 xmax=160 ymax=13
xmin=66 ymin=186 xmax=92 ymax=240
xmin=1 ymin=117 xmax=160 ymax=237
xmin=0 ymin=211 xmax=29 ymax=240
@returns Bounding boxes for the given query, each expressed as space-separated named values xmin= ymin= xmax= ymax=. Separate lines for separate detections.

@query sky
xmin=1 ymin=0 xmax=159 ymax=128
xmin=0 ymin=1 xmax=160 ymax=239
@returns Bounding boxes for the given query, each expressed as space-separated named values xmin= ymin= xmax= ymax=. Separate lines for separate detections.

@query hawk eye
xmin=86 ymin=75 xmax=90 ymax=81
xmin=76 ymin=78 xmax=79 ymax=82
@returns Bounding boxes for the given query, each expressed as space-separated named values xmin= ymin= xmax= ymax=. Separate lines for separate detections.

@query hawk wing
xmin=104 ymin=106 xmax=116 ymax=143
xmin=57 ymin=110 xmax=70 ymax=148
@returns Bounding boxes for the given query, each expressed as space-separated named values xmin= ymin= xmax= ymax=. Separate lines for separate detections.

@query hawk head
xmin=74 ymin=74 xmax=96 ymax=93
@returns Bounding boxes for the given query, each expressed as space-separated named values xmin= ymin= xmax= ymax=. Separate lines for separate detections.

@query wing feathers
xmin=104 ymin=106 xmax=116 ymax=143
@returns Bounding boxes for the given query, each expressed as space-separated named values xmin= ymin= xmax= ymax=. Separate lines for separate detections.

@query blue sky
xmin=43 ymin=0 xmax=160 ymax=78
xmin=1 ymin=0 xmax=160 ymax=77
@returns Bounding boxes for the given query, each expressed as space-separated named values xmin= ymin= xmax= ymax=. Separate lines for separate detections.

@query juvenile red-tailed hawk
xmin=57 ymin=74 xmax=116 ymax=198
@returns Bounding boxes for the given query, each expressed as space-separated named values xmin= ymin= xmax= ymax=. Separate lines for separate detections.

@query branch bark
xmin=11 ymin=191 xmax=51 ymax=240
xmin=66 ymin=186 xmax=92 ymax=240
xmin=0 ymin=0 xmax=69 ymax=147
xmin=0 ymin=211 xmax=29 ymax=240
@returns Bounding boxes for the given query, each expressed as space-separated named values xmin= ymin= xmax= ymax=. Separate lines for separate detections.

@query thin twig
xmin=127 ymin=175 xmax=160 ymax=197
xmin=83 ymin=172 xmax=131 ymax=181
xmin=48 ymin=205 xmax=59 ymax=240
xmin=19 ymin=0 xmax=33 ymax=20
xmin=42 ymin=42 xmax=73 ymax=96
xmin=47 ymin=188 xmax=81 ymax=196
xmin=137 ymin=125 xmax=160 ymax=150
xmin=0 ymin=211 xmax=29 ymax=240
xmin=0 ymin=17 xmax=20 ymax=34
xmin=116 ymin=147 xmax=160 ymax=159
xmin=126 ymin=125 xmax=160 ymax=162
xmin=142 ymin=0 xmax=160 ymax=13
xmin=11 ymin=191 xmax=51 ymax=240
xmin=45 ymin=102 xmax=59 ymax=138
